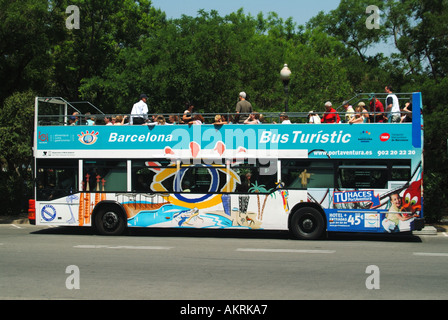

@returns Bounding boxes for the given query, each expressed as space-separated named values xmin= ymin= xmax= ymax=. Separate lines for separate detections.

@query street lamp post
xmin=280 ymin=64 xmax=291 ymax=113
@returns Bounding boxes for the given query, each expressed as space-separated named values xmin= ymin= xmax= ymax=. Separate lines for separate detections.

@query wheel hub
xmin=103 ymin=212 xmax=119 ymax=230
xmin=302 ymin=218 xmax=314 ymax=231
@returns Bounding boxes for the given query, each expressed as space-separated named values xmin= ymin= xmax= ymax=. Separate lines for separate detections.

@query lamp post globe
xmin=280 ymin=64 xmax=291 ymax=113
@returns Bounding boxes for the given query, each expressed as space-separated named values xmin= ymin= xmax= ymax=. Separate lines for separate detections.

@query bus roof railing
xmin=35 ymin=93 xmax=416 ymax=126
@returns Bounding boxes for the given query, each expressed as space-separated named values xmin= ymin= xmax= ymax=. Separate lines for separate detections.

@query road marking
xmin=74 ymin=245 xmax=173 ymax=250
xmin=10 ymin=224 xmax=22 ymax=229
xmin=237 ymin=248 xmax=336 ymax=254
xmin=413 ymin=252 xmax=448 ymax=257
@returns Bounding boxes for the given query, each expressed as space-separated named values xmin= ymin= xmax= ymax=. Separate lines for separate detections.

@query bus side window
xmin=391 ymin=163 xmax=411 ymax=181
xmin=281 ymin=160 xmax=334 ymax=190
xmin=233 ymin=160 xmax=277 ymax=194
xmin=83 ymin=160 xmax=127 ymax=192
xmin=338 ymin=162 xmax=388 ymax=189
xmin=36 ymin=160 xmax=78 ymax=201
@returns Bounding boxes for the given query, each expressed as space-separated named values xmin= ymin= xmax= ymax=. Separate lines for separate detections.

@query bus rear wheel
xmin=94 ymin=207 xmax=126 ymax=236
xmin=290 ymin=207 xmax=325 ymax=240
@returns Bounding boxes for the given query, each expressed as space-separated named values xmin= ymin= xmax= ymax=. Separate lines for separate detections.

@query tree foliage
xmin=0 ymin=0 xmax=447 ymax=220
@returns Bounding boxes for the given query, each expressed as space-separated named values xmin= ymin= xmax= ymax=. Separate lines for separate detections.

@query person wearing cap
xmin=130 ymin=94 xmax=149 ymax=125
xmin=308 ymin=111 xmax=321 ymax=124
xmin=368 ymin=93 xmax=384 ymax=123
xmin=235 ymin=92 xmax=253 ymax=123
xmin=321 ymin=101 xmax=340 ymax=124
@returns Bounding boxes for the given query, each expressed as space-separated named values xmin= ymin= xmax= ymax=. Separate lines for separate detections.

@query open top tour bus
xmin=29 ymin=93 xmax=424 ymax=239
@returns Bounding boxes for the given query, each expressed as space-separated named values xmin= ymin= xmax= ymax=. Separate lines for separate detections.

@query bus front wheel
xmin=94 ymin=206 xmax=126 ymax=236
xmin=290 ymin=207 xmax=325 ymax=240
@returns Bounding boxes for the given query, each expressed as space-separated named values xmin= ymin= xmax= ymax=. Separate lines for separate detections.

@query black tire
xmin=94 ymin=206 xmax=126 ymax=236
xmin=290 ymin=207 xmax=325 ymax=240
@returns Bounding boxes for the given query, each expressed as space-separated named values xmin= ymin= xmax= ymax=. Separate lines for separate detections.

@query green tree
xmin=0 ymin=0 xmax=54 ymax=106
xmin=0 ymin=91 xmax=35 ymax=214
xmin=51 ymin=0 xmax=166 ymax=102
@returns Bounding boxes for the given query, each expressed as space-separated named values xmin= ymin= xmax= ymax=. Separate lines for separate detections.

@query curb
xmin=0 ymin=217 xmax=30 ymax=225
xmin=413 ymin=226 xmax=438 ymax=236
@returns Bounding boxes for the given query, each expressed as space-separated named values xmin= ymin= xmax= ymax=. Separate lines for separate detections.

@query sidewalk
xmin=0 ymin=214 xmax=29 ymax=225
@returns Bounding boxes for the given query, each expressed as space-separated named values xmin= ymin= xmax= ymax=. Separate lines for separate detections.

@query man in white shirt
xmin=385 ymin=86 xmax=401 ymax=123
xmin=130 ymin=94 xmax=149 ymax=125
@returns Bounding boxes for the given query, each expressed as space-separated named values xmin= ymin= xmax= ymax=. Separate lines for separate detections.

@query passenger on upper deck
xmin=148 ymin=115 xmax=166 ymax=126
xmin=85 ymin=112 xmax=95 ymax=125
xmin=69 ymin=112 xmax=79 ymax=125
xmin=235 ymin=92 xmax=253 ymax=123
xmin=349 ymin=104 xmax=369 ymax=124
xmin=308 ymin=111 xmax=321 ymax=124
xmin=244 ymin=112 xmax=261 ymax=124
xmin=321 ymin=102 xmax=340 ymax=124
xmin=401 ymin=101 xmax=413 ymax=123
xmin=183 ymin=102 xmax=194 ymax=123
xmin=213 ymin=115 xmax=228 ymax=125
xmin=368 ymin=94 xmax=385 ymax=123
xmin=114 ymin=115 xmax=127 ymax=125
xmin=189 ymin=114 xmax=204 ymax=125
xmin=273 ymin=112 xmax=292 ymax=124
xmin=130 ymin=94 xmax=149 ymax=125
xmin=168 ymin=114 xmax=179 ymax=125
xmin=104 ymin=116 xmax=113 ymax=125
xmin=68 ymin=115 xmax=77 ymax=126
xmin=385 ymin=86 xmax=401 ymax=123
xmin=342 ymin=101 xmax=355 ymax=123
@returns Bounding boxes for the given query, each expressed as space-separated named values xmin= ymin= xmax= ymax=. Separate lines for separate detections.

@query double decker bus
xmin=29 ymin=93 xmax=424 ymax=239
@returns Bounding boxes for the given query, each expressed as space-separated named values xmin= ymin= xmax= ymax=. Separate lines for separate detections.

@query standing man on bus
xmin=130 ymin=94 xmax=149 ymax=125
xmin=235 ymin=92 xmax=253 ymax=123
xmin=385 ymin=86 xmax=401 ymax=123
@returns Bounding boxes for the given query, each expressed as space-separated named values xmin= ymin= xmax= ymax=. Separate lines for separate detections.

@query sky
xmin=150 ymin=0 xmax=340 ymax=25
xmin=149 ymin=0 xmax=395 ymax=56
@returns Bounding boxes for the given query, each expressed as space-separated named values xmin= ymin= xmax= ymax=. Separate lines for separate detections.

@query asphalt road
xmin=1 ymin=224 xmax=447 ymax=301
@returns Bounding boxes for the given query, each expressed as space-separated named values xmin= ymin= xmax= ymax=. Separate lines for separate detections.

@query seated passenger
xmin=85 ymin=112 xmax=96 ymax=126
xmin=244 ymin=112 xmax=261 ymax=124
xmin=214 ymin=115 xmax=228 ymax=125
xmin=188 ymin=114 xmax=204 ymax=125
xmin=68 ymin=115 xmax=77 ymax=126
xmin=401 ymin=102 xmax=412 ymax=123
xmin=349 ymin=106 xmax=367 ymax=124
xmin=342 ymin=101 xmax=355 ymax=123
xmin=104 ymin=116 xmax=113 ymax=125
xmin=168 ymin=114 xmax=178 ymax=125
xmin=274 ymin=112 xmax=292 ymax=124
xmin=321 ymin=102 xmax=341 ymax=124
xmin=308 ymin=111 xmax=321 ymax=124
xmin=114 ymin=115 xmax=127 ymax=125
xmin=369 ymin=94 xmax=385 ymax=123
